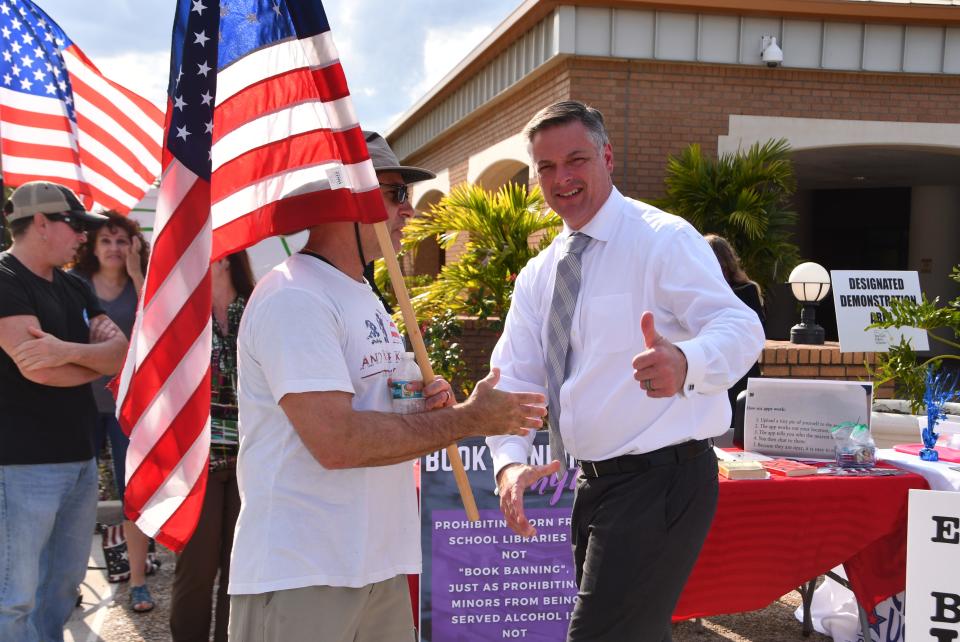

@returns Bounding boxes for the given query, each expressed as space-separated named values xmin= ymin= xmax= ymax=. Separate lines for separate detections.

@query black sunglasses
xmin=379 ymin=182 xmax=408 ymax=205
xmin=44 ymin=212 xmax=87 ymax=233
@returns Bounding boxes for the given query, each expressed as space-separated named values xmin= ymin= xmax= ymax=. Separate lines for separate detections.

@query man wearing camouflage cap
xmin=0 ymin=181 xmax=128 ymax=642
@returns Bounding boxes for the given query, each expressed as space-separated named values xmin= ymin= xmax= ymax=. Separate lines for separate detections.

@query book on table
xmin=713 ymin=447 xmax=771 ymax=462
xmin=718 ymin=460 xmax=767 ymax=480
xmin=761 ymin=459 xmax=818 ymax=477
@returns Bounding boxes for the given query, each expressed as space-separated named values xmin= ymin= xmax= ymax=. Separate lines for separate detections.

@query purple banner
xmin=419 ymin=433 xmax=578 ymax=641
xmin=430 ymin=508 xmax=576 ymax=640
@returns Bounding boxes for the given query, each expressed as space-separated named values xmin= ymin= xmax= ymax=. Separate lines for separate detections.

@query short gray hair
xmin=522 ymin=100 xmax=610 ymax=153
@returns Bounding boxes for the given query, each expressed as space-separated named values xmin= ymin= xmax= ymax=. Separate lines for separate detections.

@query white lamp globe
xmin=788 ymin=262 xmax=831 ymax=303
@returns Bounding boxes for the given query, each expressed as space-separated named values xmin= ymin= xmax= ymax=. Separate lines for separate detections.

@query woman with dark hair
xmin=170 ymin=251 xmax=254 ymax=642
xmin=71 ymin=211 xmax=156 ymax=612
xmin=705 ymin=234 xmax=766 ymax=417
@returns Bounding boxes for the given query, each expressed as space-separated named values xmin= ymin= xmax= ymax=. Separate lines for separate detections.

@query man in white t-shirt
xmin=228 ymin=132 xmax=546 ymax=642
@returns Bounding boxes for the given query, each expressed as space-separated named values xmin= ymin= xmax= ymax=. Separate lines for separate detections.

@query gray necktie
xmin=545 ymin=231 xmax=591 ymax=474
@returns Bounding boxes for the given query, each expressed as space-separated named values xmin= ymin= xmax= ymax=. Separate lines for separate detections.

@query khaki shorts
xmin=228 ymin=575 xmax=415 ymax=642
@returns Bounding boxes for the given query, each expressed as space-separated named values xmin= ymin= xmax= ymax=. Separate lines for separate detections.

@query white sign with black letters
xmin=831 ymin=270 xmax=929 ymax=353
xmin=743 ymin=378 xmax=873 ymax=459
xmin=906 ymin=489 xmax=960 ymax=640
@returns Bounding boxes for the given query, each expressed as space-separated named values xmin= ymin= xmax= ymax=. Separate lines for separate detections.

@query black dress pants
xmin=567 ymin=447 xmax=719 ymax=641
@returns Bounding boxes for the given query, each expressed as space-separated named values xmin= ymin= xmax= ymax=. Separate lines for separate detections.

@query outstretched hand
xmin=497 ymin=461 xmax=562 ymax=536
xmin=461 ymin=368 xmax=546 ymax=437
xmin=631 ymin=311 xmax=687 ymax=397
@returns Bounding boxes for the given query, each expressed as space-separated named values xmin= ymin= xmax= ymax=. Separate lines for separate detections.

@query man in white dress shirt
xmin=488 ymin=101 xmax=765 ymax=640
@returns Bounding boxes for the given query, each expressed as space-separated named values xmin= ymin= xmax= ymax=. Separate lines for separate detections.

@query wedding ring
xmin=643 ymin=379 xmax=654 ymax=391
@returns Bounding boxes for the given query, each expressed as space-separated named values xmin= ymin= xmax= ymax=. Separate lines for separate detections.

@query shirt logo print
xmin=365 ymin=319 xmax=383 ymax=344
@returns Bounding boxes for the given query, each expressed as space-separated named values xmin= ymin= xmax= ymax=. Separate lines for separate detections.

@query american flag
xmin=0 ymin=0 xmax=162 ymax=213
xmin=115 ymin=0 xmax=386 ymax=551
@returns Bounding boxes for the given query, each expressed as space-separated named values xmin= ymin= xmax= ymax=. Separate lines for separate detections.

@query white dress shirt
xmin=487 ymin=188 xmax=765 ymax=474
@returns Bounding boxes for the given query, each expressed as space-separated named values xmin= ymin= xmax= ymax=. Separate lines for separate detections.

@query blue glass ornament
xmin=920 ymin=368 xmax=960 ymax=462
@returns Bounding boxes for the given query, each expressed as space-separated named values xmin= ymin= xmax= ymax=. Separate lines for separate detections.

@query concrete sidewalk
xmin=65 ymin=501 xmax=121 ymax=642
xmin=65 ymin=500 xmax=179 ymax=642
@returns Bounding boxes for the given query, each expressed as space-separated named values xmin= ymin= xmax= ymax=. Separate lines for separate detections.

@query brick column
xmin=759 ymin=340 xmax=895 ymax=398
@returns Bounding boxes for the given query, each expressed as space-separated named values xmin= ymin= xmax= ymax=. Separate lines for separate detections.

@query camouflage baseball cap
xmin=3 ymin=181 xmax=109 ymax=225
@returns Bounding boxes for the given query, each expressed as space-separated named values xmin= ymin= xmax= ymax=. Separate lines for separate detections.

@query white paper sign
xmin=906 ymin=489 xmax=960 ymax=640
xmin=831 ymin=270 xmax=929 ymax=353
xmin=743 ymin=378 xmax=873 ymax=459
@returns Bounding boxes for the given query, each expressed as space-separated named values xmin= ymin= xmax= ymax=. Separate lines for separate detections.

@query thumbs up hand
xmin=631 ymin=311 xmax=688 ymax=398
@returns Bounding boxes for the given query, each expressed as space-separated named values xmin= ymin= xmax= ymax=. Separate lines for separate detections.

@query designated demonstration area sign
xmin=831 ymin=270 xmax=929 ymax=353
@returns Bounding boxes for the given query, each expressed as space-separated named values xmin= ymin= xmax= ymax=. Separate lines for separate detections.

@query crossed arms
xmin=0 ymin=314 xmax=128 ymax=387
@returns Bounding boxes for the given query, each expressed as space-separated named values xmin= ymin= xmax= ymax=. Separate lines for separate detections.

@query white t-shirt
xmin=228 ymin=254 xmax=419 ymax=595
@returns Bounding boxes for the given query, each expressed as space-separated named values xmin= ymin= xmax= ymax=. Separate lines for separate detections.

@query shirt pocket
xmin=585 ymin=293 xmax=635 ymax=354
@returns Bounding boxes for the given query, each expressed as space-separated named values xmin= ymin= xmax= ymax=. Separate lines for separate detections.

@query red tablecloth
xmin=672 ymin=468 xmax=929 ymax=621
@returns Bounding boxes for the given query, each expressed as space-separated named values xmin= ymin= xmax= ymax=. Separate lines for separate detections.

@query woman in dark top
xmin=72 ymin=211 xmax=156 ymax=612
xmin=705 ymin=234 xmax=766 ymax=418
xmin=169 ymin=251 xmax=254 ymax=642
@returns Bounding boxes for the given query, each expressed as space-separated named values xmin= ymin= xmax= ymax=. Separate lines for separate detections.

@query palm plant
xmin=374 ymin=181 xmax=559 ymax=394
xmin=657 ymin=138 xmax=800 ymax=294
xmin=869 ymin=265 xmax=960 ymax=413
xmin=399 ymin=181 xmax=561 ymax=326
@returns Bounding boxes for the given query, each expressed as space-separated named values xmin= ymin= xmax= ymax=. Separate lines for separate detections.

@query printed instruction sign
xmin=905 ymin=489 xmax=960 ymax=640
xmin=743 ymin=378 xmax=873 ymax=459
xmin=420 ymin=433 xmax=578 ymax=641
xmin=831 ymin=270 xmax=929 ymax=353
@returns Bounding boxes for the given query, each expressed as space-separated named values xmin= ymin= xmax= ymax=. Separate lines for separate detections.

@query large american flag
xmin=0 ymin=0 xmax=162 ymax=213
xmin=116 ymin=0 xmax=387 ymax=551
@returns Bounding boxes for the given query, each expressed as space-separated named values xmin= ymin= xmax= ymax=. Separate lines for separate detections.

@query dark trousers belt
xmin=578 ymin=439 xmax=711 ymax=479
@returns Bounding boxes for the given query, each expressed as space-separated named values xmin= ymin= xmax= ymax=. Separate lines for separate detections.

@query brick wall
xmin=759 ymin=340 xmax=895 ymax=398
xmin=455 ymin=317 xmax=503 ymax=394
xmin=403 ymin=60 xmax=573 ymax=185
xmin=567 ymin=58 xmax=960 ymax=200
xmin=399 ymin=57 xmax=960 ymax=205
xmin=403 ymin=61 xmax=573 ymax=265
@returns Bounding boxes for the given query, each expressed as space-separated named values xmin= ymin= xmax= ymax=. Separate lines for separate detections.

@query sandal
xmin=130 ymin=584 xmax=155 ymax=613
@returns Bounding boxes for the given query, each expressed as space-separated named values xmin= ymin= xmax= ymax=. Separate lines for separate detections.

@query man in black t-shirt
xmin=0 ymin=181 xmax=128 ymax=642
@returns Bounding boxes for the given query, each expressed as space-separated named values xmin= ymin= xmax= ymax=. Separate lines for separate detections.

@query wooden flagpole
xmin=373 ymin=222 xmax=480 ymax=521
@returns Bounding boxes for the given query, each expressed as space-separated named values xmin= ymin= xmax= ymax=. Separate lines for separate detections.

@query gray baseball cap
xmin=364 ymin=131 xmax=436 ymax=184
xmin=3 ymin=181 xmax=109 ymax=225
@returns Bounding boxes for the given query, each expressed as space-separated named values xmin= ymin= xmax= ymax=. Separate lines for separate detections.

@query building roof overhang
xmin=386 ymin=0 xmax=960 ymax=145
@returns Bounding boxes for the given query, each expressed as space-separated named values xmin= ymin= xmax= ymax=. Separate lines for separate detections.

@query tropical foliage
xmin=657 ymin=138 xmax=800 ymax=294
xmin=400 ymin=181 xmax=561 ymax=325
xmin=869 ymin=265 xmax=960 ymax=413
xmin=375 ymin=181 xmax=561 ymax=394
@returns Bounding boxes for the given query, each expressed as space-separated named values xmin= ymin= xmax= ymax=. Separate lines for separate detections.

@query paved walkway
xmin=66 ymin=534 xmax=115 ymax=642
xmin=65 ymin=501 xmax=121 ymax=642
